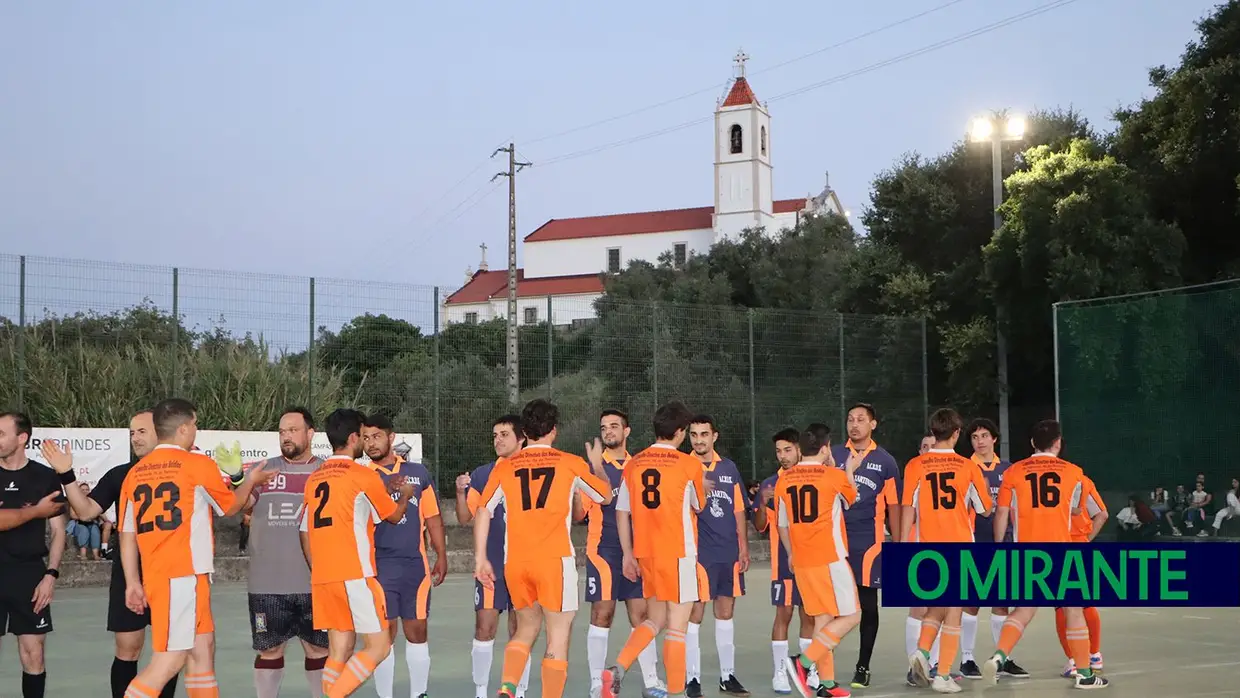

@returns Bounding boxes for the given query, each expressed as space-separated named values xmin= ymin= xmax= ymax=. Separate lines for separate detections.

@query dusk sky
xmin=0 ymin=0 xmax=1222 ymax=296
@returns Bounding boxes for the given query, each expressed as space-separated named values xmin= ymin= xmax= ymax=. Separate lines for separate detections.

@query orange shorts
xmin=639 ymin=557 xmax=707 ymax=604
xmin=147 ymin=574 xmax=214 ymax=652
xmin=312 ymin=578 xmax=386 ymax=634
xmin=794 ymin=561 xmax=859 ymax=618
xmin=507 ymin=556 xmax=578 ymax=613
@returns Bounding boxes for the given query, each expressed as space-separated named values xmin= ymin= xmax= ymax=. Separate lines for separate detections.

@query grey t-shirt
xmin=246 ymin=455 xmax=323 ymax=595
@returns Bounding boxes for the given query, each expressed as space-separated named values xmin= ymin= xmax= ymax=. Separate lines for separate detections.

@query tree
xmin=983 ymin=138 xmax=1185 ymax=407
xmin=1112 ymin=0 xmax=1240 ymax=281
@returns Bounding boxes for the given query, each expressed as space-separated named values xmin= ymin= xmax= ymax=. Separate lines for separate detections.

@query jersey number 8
xmin=640 ymin=470 xmax=661 ymax=509
xmin=134 ymin=482 xmax=183 ymax=533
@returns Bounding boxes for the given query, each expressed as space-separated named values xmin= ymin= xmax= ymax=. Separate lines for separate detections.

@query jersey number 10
xmin=784 ymin=485 xmax=819 ymax=523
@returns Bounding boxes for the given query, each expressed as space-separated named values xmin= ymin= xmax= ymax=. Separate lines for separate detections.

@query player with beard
xmin=456 ymin=415 xmax=533 ymax=698
xmin=47 ymin=410 xmax=183 ymax=698
xmin=236 ymin=407 xmax=329 ymax=698
xmin=0 ymin=412 xmax=67 ymax=698
xmin=364 ymin=414 xmax=447 ymax=698
xmin=577 ymin=410 xmax=664 ymax=698
xmin=829 ymin=404 xmax=901 ymax=690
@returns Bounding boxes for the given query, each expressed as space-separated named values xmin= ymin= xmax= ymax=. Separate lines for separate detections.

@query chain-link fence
xmin=1 ymin=253 xmax=929 ymax=486
xmin=1055 ymin=279 xmax=1240 ymax=494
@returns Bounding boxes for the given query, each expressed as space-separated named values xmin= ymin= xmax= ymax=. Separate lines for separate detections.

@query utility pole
xmin=492 ymin=143 xmax=531 ymax=407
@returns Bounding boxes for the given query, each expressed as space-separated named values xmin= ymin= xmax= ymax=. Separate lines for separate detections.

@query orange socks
xmin=805 ymin=629 xmax=840 ymax=682
xmin=184 ymin=673 xmax=219 ymax=697
xmin=664 ymin=629 xmax=687 ymax=694
xmin=501 ymin=642 xmax=532 ymax=690
xmin=1084 ymin=607 xmax=1102 ymax=654
xmin=328 ymin=651 xmax=381 ymax=698
xmin=541 ymin=658 xmax=568 ymax=698
xmin=996 ymin=616 xmax=1026 ymax=656
xmin=936 ymin=625 xmax=960 ymax=673
xmin=1065 ymin=623 xmax=1090 ymax=673
xmin=917 ymin=619 xmax=942 ymax=654
xmin=1055 ymin=608 xmax=1071 ymax=658
xmin=616 ymin=621 xmax=659 ymax=671
xmin=322 ymin=658 xmax=345 ymax=694
xmin=125 ymin=680 xmax=159 ymax=698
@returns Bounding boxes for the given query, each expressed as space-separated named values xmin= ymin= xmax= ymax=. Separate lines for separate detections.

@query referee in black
xmin=0 ymin=412 xmax=68 ymax=698
xmin=42 ymin=409 xmax=178 ymax=698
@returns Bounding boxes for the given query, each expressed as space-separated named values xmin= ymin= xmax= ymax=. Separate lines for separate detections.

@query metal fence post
xmin=547 ymin=295 xmax=554 ymax=400
xmin=838 ymin=312 xmax=846 ymax=428
xmin=433 ymin=287 xmax=441 ymax=481
xmin=652 ymin=301 xmax=659 ymax=407
xmin=1052 ymin=303 xmax=1061 ymax=421
xmin=921 ymin=315 xmax=929 ymax=426
xmin=172 ymin=267 xmax=180 ymax=395
xmin=16 ymin=256 xmax=26 ymax=410
xmin=308 ymin=277 xmax=316 ymax=413
xmin=748 ymin=308 xmax=756 ymax=481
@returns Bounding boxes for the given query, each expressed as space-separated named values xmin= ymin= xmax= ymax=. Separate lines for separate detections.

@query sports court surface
xmin=3 ymin=576 xmax=1236 ymax=696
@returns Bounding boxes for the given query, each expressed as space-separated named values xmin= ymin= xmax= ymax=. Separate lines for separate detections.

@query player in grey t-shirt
xmin=243 ymin=407 xmax=329 ymax=698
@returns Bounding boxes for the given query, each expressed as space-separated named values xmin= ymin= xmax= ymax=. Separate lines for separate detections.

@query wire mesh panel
xmin=0 ymin=255 xmax=24 ymax=410
xmin=1057 ymin=282 xmax=1240 ymax=493
xmin=841 ymin=314 xmax=927 ymax=465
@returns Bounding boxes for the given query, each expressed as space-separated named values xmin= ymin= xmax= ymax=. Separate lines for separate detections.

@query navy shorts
xmin=699 ymin=561 xmax=745 ymax=599
xmin=847 ymin=537 xmax=882 ymax=589
xmin=585 ymin=549 xmax=644 ymax=603
xmin=973 ymin=514 xmax=1012 ymax=543
xmin=475 ymin=575 xmax=512 ymax=612
xmin=770 ymin=578 xmax=802 ymax=607
xmin=377 ymin=564 xmax=430 ymax=621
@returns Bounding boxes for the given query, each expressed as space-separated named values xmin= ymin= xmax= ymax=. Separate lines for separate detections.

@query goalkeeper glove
xmin=214 ymin=441 xmax=246 ymax=487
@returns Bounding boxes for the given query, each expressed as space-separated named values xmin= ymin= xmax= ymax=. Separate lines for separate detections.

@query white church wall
xmin=523 ymin=228 xmax=715 ymax=278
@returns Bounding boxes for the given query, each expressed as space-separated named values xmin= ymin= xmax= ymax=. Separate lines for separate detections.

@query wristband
xmin=57 ymin=470 xmax=77 ymax=485
xmin=44 ymin=569 xmax=59 ymax=579
xmin=229 ymin=471 xmax=246 ymax=488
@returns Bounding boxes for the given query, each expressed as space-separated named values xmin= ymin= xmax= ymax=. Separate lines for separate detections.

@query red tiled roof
xmin=524 ymin=198 xmax=809 ymax=243
xmin=721 ymin=77 xmax=757 ymax=107
xmin=444 ymin=270 xmax=605 ymax=305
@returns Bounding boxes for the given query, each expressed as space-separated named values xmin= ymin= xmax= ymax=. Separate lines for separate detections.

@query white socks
xmin=588 ymin=625 xmax=610 ymax=687
xmin=637 ymin=639 xmax=660 ymax=688
xmin=518 ymin=655 xmax=531 ymax=696
xmin=798 ymin=637 xmax=811 ymax=654
xmin=772 ymin=640 xmax=789 ymax=675
xmin=991 ymin=614 xmax=1006 ymax=649
xmin=905 ymin=616 xmax=921 ymax=657
xmin=687 ymin=622 xmax=702 ymax=682
xmin=716 ymin=619 xmax=735 ymax=680
xmin=374 ymin=651 xmax=396 ymax=698
xmin=408 ymin=642 xmax=430 ymax=697
xmin=471 ymin=639 xmax=494 ymax=697
xmin=961 ymin=613 xmax=978 ymax=661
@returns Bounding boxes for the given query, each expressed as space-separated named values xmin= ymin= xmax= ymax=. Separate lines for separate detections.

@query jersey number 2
xmin=313 ymin=482 xmax=333 ymax=527
xmin=925 ymin=472 xmax=958 ymax=510
xmin=515 ymin=467 xmax=555 ymax=510
xmin=134 ymin=483 xmax=182 ymax=533
xmin=1025 ymin=472 xmax=1061 ymax=508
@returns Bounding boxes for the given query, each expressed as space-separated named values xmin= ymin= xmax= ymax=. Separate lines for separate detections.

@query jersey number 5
xmin=1024 ymin=472 xmax=1061 ymax=508
xmin=784 ymin=485 xmax=819 ymax=523
xmin=925 ymin=472 xmax=958 ymax=510
xmin=313 ymin=482 xmax=333 ymax=527
xmin=515 ymin=467 xmax=555 ymax=511
xmin=134 ymin=483 xmax=182 ymax=533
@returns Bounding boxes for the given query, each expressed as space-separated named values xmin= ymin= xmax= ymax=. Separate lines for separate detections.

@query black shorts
xmin=107 ymin=556 xmax=151 ymax=633
xmin=0 ymin=562 xmax=52 ymax=636
xmin=249 ymin=593 xmax=327 ymax=652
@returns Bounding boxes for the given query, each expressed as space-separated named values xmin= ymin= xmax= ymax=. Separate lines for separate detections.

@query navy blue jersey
xmin=830 ymin=442 xmax=901 ymax=546
xmin=372 ymin=459 xmax=438 ymax=572
xmin=583 ymin=451 xmax=628 ymax=554
xmin=697 ymin=455 xmax=750 ymax=565
xmin=468 ymin=461 xmax=507 ymax=569
xmin=755 ymin=472 xmax=793 ymax=581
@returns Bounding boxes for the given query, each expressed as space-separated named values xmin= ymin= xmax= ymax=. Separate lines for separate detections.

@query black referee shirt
xmin=0 ymin=459 xmax=63 ymax=563
xmin=90 ymin=460 xmax=136 ymax=575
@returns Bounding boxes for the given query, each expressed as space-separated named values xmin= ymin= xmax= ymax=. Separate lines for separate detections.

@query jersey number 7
xmin=134 ymin=483 xmax=182 ymax=533
xmin=516 ymin=467 xmax=555 ymax=511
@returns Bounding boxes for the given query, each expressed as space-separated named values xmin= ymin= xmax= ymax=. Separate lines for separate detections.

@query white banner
xmin=194 ymin=430 xmax=424 ymax=467
xmin=27 ymin=428 xmax=131 ymax=486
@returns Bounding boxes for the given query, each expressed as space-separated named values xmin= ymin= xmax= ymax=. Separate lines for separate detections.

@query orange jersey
xmin=617 ymin=443 xmax=706 ymax=559
xmin=480 ymin=444 xmax=609 ymax=564
xmin=998 ymin=453 xmax=1095 ymax=543
xmin=774 ymin=462 xmax=859 ymax=567
xmin=299 ymin=456 xmax=397 ymax=584
xmin=1070 ymin=475 xmax=1106 ymax=542
xmin=118 ymin=445 xmax=236 ymax=581
xmin=901 ymin=450 xmax=992 ymax=542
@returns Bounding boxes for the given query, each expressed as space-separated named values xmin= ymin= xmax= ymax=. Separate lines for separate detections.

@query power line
xmin=523 ymin=0 xmax=974 ymax=146
xmin=533 ymin=0 xmax=1083 ymax=169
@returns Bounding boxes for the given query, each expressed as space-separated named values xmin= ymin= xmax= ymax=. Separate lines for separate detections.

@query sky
xmin=0 ymin=0 xmax=1225 ymax=340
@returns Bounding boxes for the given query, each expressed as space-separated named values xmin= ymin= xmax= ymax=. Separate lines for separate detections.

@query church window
xmin=730 ymin=125 xmax=743 ymax=154
xmin=464 ymin=312 xmax=478 ymax=324
xmin=607 ymin=248 xmax=621 ymax=273
xmin=523 ymin=306 xmax=538 ymax=324
xmin=674 ymin=243 xmax=687 ymax=268
xmin=761 ymin=126 xmax=767 ymax=155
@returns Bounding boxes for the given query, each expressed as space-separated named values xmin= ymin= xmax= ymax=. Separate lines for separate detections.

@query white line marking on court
xmin=1183 ymin=614 xmax=1211 ymax=620
xmin=1133 ymin=610 xmax=1157 ymax=615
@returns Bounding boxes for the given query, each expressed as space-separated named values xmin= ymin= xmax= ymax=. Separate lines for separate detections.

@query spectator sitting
xmin=1210 ymin=478 xmax=1240 ymax=536
xmin=1183 ymin=482 xmax=1211 ymax=537
xmin=1149 ymin=486 xmax=1169 ymax=520
xmin=69 ymin=482 xmax=103 ymax=560
xmin=1116 ymin=495 xmax=1158 ymax=541
xmin=1166 ymin=484 xmax=1191 ymax=536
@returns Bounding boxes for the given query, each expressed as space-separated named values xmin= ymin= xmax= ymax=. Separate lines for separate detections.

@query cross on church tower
xmin=478 ymin=242 xmax=489 ymax=271
xmin=733 ymin=49 xmax=749 ymax=78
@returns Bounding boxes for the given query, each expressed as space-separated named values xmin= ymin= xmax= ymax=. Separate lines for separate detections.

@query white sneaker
xmin=1198 ymin=530 xmax=1209 ymax=537
xmin=1062 ymin=660 xmax=1079 ymax=678
xmin=909 ymin=652 xmax=932 ymax=688
xmin=1089 ymin=653 xmax=1104 ymax=670
xmin=590 ymin=684 xmax=602 ymax=698
xmin=772 ymin=668 xmax=792 ymax=695
xmin=807 ymin=665 xmax=820 ymax=689
xmin=931 ymin=675 xmax=962 ymax=694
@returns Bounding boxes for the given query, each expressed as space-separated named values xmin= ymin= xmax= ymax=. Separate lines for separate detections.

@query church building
xmin=443 ymin=52 xmax=846 ymax=326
